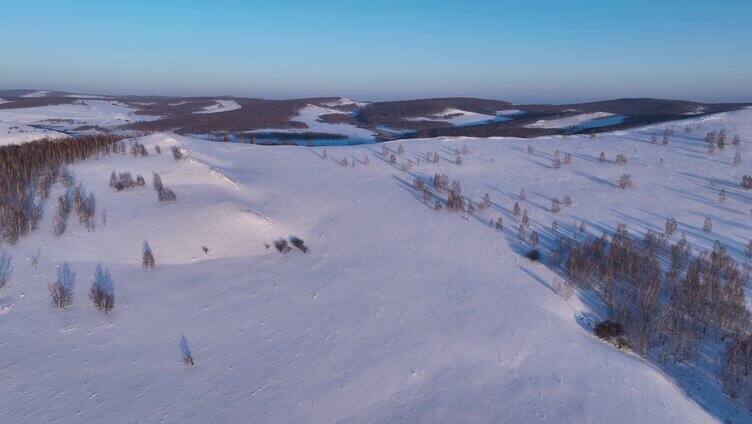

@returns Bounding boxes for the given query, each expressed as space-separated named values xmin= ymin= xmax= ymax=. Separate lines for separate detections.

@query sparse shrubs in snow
xmin=617 ymin=174 xmax=632 ymax=189
xmin=390 ymin=154 xmax=397 ymax=164
xmin=719 ymin=189 xmax=727 ymax=203
xmin=426 ymin=151 xmax=439 ymax=163
xmin=90 ymin=264 xmax=114 ymax=314
xmin=478 ymin=193 xmax=491 ymax=211
xmin=142 ymin=241 xmax=155 ymax=270
xmin=180 ymin=334 xmax=194 ymax=366
xmin=703 ymin=217 xmax=712 ymax=233
xmin=202 ymin=246 xmax=209 ymax=255
xmin=563 ymin=152 xmax=572 ymax=165
xmin=432 ymin=174 xmax=448 ymax=191
xmin=741 ymin=175 xmax=752 ymax=190
xmin=110 ymin=171 xmax=146 ymax=192
xmin=599 ymin=152 xmax=606 ymax=163
xmin=526 ymin=248 xmax=541 ymax=261
xmin=615 ymin=153 xmax=628 ymax=165
xmin=529 ymin=230 xmax=539 ymax=247
xmin=563 ymin=195 xmax=572 ymax=207
xmin=154 ymin=145 xmax=162 ymax=154
xmin=552 ymin=154 xmax=562 ymax=169
xmin=665 ymin=217 xmax=677 ymax=236
xmin=274 ymin=238 xmax=291 ymax=254
xmin=732 ymin=134 xmax=741 ymax=146
xmin=397 ymin=145 xmax=404 ymax=155
xmin=551 ymin=197 xmax=561 ymax=213
xmin=526 ymin=145 xmax=534 ymax=154
xmin=518 ymin=189 xmax=526 ymax=200
xmin=521 ymin=209 xmax=530 ymax=226
xmin=733 ymin=152 xmax=742 ymax=165
xmin=495 ymin=216 xmax=503 ymax=230
xmin=447 ymin=180 xmax=464 ymax=211
xmin=49 ymin=262 xmax=74 ymax=309
xmin=455 ymin=155 xmax=462 ymax=165
xmin=0 ymin=250 xmax=12 ymax=290
xmin=512 ymin=202 xmax=521 ymax=217
xmin=130 ymin=142 xmax=148 ymax=157
xmin=289 ymin=236 xmax=309 ymax=253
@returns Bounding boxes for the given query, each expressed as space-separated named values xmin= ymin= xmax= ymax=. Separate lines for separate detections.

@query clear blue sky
xmin=2 ymin=0 xmax=750 ymax=103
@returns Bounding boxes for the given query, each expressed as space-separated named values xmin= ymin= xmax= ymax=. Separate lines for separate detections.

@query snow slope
xmin=0 ymin=100 xmax=161 ymax=139
xmin=526 ymin=112 xmax=615 ymax=129
xmin=407 ymin=108 xmax=497 ymax=126
xmin=3 ymin=108 xmax=752 ymax=422
xmin=0 ymin=121 xmax=68 ymax=146
xmin=192 ymin=99 xmax=242 ymax=114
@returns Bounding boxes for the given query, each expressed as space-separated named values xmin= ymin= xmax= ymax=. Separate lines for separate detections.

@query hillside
xmin=1 ymin=102 xmax=752 ymax=422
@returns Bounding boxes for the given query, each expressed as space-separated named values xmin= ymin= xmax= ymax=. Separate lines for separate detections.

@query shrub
xmin=202 ymin=246 xmax=209 ymax=254
xmin=0 ymin=250 xmax=12 ymax=290
xmin=594 ymin=320 xmax=623 ymax=340
xmin=525 ymin=248 xmax=541 ymax=261
xmin=617 ymin=174 xmax=632 ymax=189
xmin=741 ymin=175 xmax=752 ymax=190
xmin=274 ymin=238 xmax=291 ymax=253
xmin=142 ymin=241 xmax=155 ymax=270
xmin=90 ymin=264 xmax=114 ymax=314
xmin=289 ymin=236 xmax=309 ymax=253
xmin=49 ymin=262 xmax=75 ymax=309
xmin=615 ymin=153 xmax=628 ymax=165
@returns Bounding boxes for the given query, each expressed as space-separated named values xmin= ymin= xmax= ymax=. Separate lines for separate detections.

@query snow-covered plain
xmin=192 ymin=99 xmax=242 ymax=114
xmin=526 ymin=111 xmax=616 ymax=129
xmin=21 ymin=90 xmax=51 ymax=98
xmin=407 ymin=108 xmax=497 ymax=126
xmin=0 ymin=121 xmax=68 ymax=146
xmin=0 ymin=100 xmax=160 ymax=137
xmin=2 ymin=108 xmax=752 ymax=422
xmin=250 ymin=104 xmax=376 ymax=139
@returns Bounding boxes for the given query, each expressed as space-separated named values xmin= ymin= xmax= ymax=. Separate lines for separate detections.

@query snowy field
xmin=2 ymin=107 xmax=752 ymax=422
xmin=0 ymin=121 xmax=68 ymax=146
xmin=192 ymin=99 xmax=242 ymax=114
xmin=0 ymin=99 xmax=160 ymax=138
xmin=526 ymin=112 xmax=616 ymax=129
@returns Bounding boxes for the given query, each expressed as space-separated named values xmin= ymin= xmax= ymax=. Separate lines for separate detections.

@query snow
xmin=251 ymin=104 xmax=376 ymax=139
xmin=21 ymin=90 xmax=51 ymax=98
xmin=0 ymin=121 xmax=68 ymax=145
xmin=322 ymin=97 xmax=368 ymax=107
xmin=526 ymin=112 xmax=615 ymax=129
xmin=3 ymin=108 xmax=752 ymax=422
xmin=407 ymin=108 xmax=498 ymax=126
xmin=192 ymin=99 xmax=242 ymax=114
xmin=64 ymin=94 xmax=106 ymax=99
xmin=0 ymin=97 xmax=11 ymax=105
xmin=0 ymin=100 xmax=161 ymax=137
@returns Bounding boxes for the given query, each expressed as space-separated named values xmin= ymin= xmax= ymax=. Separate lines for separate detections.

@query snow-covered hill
xmin=2 ymin=108 xmax=752 ymax=423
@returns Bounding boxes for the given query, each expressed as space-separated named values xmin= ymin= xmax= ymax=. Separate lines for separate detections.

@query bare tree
xmin=617 ymin=174 xmax=632 ymax=189
xmin=551 ymin=197 xmax=561 ymax=213
xmin=703 ymin=217 xmax=712 ymax=233
xmin=142 ymin=241 xmax=155 ymax=270
xmin=615 ymin=154 xmax=628 ymax=165
xmin=0 ymin=250 xmax=11 ymax=290
xmin=49 ymin=262 xmax=74 ymax=309
xmin=90 ymin=264 xmax=114 ymax=314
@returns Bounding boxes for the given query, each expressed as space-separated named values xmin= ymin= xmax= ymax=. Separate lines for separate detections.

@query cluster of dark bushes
xmin=109 ymin=171 xmax=146 ymax=192
xmin=0 ymin=135 xmax=122 ymax=244
xmin=273 ymin=236 xmax=309 ymax=254
xmin=152 ymin=173 xmax=177 ymax=202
